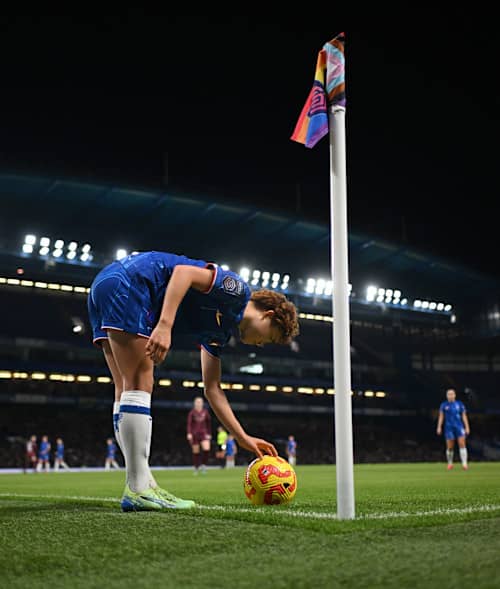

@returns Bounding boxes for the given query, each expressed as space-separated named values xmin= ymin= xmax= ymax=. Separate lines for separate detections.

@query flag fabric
xmin=291 ymin=32 xmax=346 ymax=149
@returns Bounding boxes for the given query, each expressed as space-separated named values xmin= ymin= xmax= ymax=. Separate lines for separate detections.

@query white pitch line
xmin=1 ymin=493 xmax=500 ymax=521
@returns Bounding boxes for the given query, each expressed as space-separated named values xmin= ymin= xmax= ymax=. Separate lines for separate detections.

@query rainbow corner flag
xmin=291 ymin=32 xmax=346 ymax=149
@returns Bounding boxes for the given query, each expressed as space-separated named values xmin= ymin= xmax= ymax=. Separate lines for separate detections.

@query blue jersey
xmin=287 ymin=440 xmax=297 ymax=455
xmin=225 ymin=438 xmax=236 ymax=457
xmin=106 ymin=442 xmax=117 ymax=459
xmin=440 ymin=400 xmax=467 ymax=439
xmin=39 ymin=441 xmax=50 ymax=459
xmin=55 ymin=442 xmax=64 ymax=459
xmin=439 ymin=400 xmax=466 ymax=428
xmin=88 ymin=251 xmax=251 ymax=357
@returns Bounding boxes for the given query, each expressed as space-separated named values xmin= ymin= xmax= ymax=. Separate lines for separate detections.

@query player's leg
xmin=200 ymin=439 xmax=210 ymax=473
xmin=108 ymin=330 xmax=195 ymax=510
xmin=102 ymin=340 xmax=125 ymax=451
xmin=36 ymin=459 xmax=42 ymax=472
xmin=44 ymin=459 xmax=50 ymax=473
xmin=54 ymin=458 xmax=60 ymax=472
xmin=102 ymin=339 xmax=160 ymax=488
xmin=457 ymin=435 xmax=468 ymax=469
xmin=446 ymin=438 xmax=455 ymax=469
xmin=191 ymin=442 xmax=201 ymax=474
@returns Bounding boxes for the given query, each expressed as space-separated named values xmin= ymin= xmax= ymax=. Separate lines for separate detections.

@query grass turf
xmin=0 ymin=463 xmax=499 ymax=589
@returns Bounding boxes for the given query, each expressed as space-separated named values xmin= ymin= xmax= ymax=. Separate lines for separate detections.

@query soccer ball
xmin=243 ymin=455 xmax=297 ymax=505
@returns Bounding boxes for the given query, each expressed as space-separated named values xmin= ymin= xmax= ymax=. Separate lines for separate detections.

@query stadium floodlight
xmin=366 ymin=285 xmax=377 ymax=302
xmin=306 ymin=278 xmax=316 ymax=294
xmin=315 ymin=279 xmax=326 ymax=295
xmin=116 ymin=249 xmax=127 ymax=260
xmin=67 ymin=251 xmax=77 ymax=260
xmin=22 ymin=244 xmax=33 ymax=254
xmin=68 ymin=241 xmax=78 ymax=251
xmin=81 ymin=243 xmax=92 ymax=253
xmin=239 ymin=267 xmax=250 ymax=282
xmin=39 ymin=246 xmax=50 ymax=256
xmin=53 ymin=249 xmax=63 ymax=258
xmin=220 ymin=264 xmax=230 ymax=271
xmin=54 ymin=239 xmax=64 ymax=249
xmin=444 ymin=304 xmax=452 ymax=312
xmin=24 ymin=234 xmax=36 ymax=246
xmin=40 ymin=237 xmax=50 ymax=247
xmin=250 ymin=269 xmax=261 ymax=286
xmin=80 ymin=253 xmax=90 ymax=262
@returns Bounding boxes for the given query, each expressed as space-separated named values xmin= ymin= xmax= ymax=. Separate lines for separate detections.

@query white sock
xmin=459 ymin=447 xmax=468 ymax=466
xmin=120 ymin=391 xmax=153 ymax=492
xmin=446 ymin=449 xmax=454 ymax=465
xmin=113 ymin=401 xmax=123 ymax=451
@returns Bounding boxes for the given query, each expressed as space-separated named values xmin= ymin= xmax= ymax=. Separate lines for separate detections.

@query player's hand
xmin=186 ymin=433 xmax=193 ymax=441
xmin=436 ymin=427 xmax=441 ymax=435
xmin=466 ymin=427 xmax=470 ymax=435
xmin=237 ymin=434 xmax=278 ymax=459
xmin=145 ymin=324 xmax=172 ymax=364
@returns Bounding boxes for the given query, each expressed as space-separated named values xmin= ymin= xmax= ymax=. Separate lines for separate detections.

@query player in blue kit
xmin=87 ymin=250 xmax=299 ymax=512
xmin=105 ymin=438 xmax=120 ymax=470
xmin=53 ymin=437 xmax=70 ymax=471
xmin=436 ymin=388 xmax=471 ymax=470
xmin=224 ymin=434 xmax=237 ymax=468
xmin=36 ymin=435 xmax=51 ymax=472
xmin=286 ymin=434 xmax=297 ymax=466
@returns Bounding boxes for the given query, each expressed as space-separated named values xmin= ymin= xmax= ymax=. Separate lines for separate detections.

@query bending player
xmin=436 ymin=388 xmax=471 ymax=470
xmin=87 ymin=250 xmax=299 ymax=512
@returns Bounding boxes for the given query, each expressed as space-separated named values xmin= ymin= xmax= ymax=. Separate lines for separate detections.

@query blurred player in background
xmin=105 ymin=438 xmax=120 ymax=470
xmin=286 ymin=434 xmax=297 ymax=466
xmin=436 ymin=388 xmax=471 ymax=470
xmin=53 ymin=437 xmax=70 ymax=471
xmin=215 ymin=425 xmax=228 ymax=468
xmin=24 ymin=434 xmax=37 ymax=473
xmin=225 ymin=434 xmax=237 ymax=468
xmin=187 ymin=396 xmax=212 ymax=475
xmin=36 ymin=435 xmax=51 ymax=472
xmin=88 ymin=250 xmax=299 ymax=511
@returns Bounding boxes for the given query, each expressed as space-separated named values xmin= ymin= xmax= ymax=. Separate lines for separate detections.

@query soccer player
xmin=53 ymin=437 xmax=70 ymax=471
xmin=36 ymin=435 xmax=51 ymax=472
xmin=215 ymin=425 xmax=228 ymax=468
xmin=225 ymin=434 xmax=237 ymax=468
xmin=104 ymin=438 xmax=120 ymax=470
xmin=436 ymin=388 xmax=471 ymax=470
xmin=24 ymin=434 xmax=37 ymax=473
xmin=87 ymin=250 xmax=299 ymax=511
xmin=187 ymin=396 xmax=212 ymax=475
xmin=286 ymin=434 xmax=297 ymax=466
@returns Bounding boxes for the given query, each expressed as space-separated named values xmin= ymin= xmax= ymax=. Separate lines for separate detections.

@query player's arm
xmin=146 ymin=265 xmax=215 ymax=364
xmin=436 ymin=411 xmax=444 ymax=435
xmin=201 ymin=348 xmax=277 ymax=458
xmin=186 ymin=410 xmax=193 ymax=442
xmin=462 ymin=410 xmax=470 ymax=435
xmin=205 ymin=410 xmax=212 ymax=440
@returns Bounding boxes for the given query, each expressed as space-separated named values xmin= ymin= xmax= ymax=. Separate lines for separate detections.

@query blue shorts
xmin=88 ymin=262 xmax=159 ymax=345
xmin=444 ymin=425 xmax=466 ymax=440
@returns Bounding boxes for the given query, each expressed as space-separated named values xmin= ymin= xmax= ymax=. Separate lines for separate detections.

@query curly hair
xmin=250 ymin=289 xmax=300 ymax=344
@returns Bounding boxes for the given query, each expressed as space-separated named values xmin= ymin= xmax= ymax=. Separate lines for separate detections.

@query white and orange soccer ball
xmin=243 ymin=455 xmax=297 ymax=506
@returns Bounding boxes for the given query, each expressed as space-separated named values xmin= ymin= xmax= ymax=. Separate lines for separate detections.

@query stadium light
xmin=116 ymin=249 xmax=127 ymax=260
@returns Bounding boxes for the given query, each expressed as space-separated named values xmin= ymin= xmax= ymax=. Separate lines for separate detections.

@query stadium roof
xmin=1 ymin=173 xmax=498 ymax=308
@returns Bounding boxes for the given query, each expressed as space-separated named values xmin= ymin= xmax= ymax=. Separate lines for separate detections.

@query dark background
xmin=0 ymin=14 xmax=498 ymax=275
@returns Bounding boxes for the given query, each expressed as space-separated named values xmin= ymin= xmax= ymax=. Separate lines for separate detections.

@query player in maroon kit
xmin=187 ymin=396 xmax=212 ymax=474
xmin=24 ymin=434 xmax=38 ymax=473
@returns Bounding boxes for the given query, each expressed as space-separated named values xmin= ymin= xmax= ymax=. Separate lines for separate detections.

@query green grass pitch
xmin=1 ymin=463 xmax=499 ymax=589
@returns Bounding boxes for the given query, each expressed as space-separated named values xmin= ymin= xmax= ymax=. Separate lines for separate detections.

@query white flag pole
xmin=329 ymin=104 xmax=355 ymax=520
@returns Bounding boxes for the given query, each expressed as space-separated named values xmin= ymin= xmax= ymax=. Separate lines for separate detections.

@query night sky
xmin=1 ymin=15 xmax=498 ymax=277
